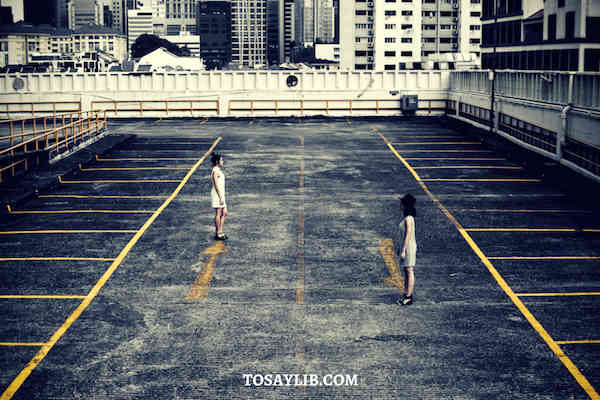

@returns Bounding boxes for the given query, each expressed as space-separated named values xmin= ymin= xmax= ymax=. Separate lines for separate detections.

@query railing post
xmin=9 ymin=121 xmax=14 ymax=146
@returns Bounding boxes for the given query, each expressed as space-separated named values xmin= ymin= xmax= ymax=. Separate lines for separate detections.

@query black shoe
xmin=217 ymin=233 xmax=228 ymax=240
xmin=397 ymin=295 xmax=413 ymax=306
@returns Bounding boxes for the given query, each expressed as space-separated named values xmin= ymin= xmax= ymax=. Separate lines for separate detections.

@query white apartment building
xmin=340 ymin=0 xmax=482 ymax=71
xmin=314 ymin=0 xmax=335 ymax=43
xmin=153 ymin=0 xmax=197 ymax=36
xmin=159 ymin=31 xmax=200 ymax=57
xmin=127 ymin=8 xmax=153 ymax=55
xmin=231 ymin=0 xmax=267 ymax=67
xmin=295 ymin=0 xmax=314 ymax=46
xmin=315 ymin=42 xmax=340 ymax=61
xmin=70 ymin=0 xmax=104 ymax=29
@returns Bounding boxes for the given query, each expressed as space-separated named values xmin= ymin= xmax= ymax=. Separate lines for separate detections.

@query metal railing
xmin=0 ymin=111 xmax=107 ymax=183
xmin=91 ymin=99 xmax=219 ymax=116
xmin=0 ymin=101 xmax=82 ymax=119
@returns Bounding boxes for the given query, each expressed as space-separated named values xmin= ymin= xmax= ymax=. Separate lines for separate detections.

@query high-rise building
xmin=2 ymin=0 xmax=23 ymax=23
xmin=24 ymin=0 xmax=57 ymax=26
xmin=111 ymin=0 xmax=126 ymax=34
xmin=340 ymin=0 xmax=482 ymax=71
xmin=127 ymin=7 xmax=152 ymax=55
xmin=267 ymin=0 xmax=279 ymax=65
xmin=295 ymin=0 xmax=313 ymax=46
xmin=314 ymin=0 xmax=334 ymax=43
xmin=231 ymin=0 xmax=267 ymax=67
xmin=197 ymin=0 xmax=231 ymax=69
xmin=159 ymin=0 xmax=197 ymax=35
xmin=481 ymin=0 xmax=600 ymax=71
xmin=70 ymin=0 xmax=103 ymax=29
xmin=279 ymin=0 xmax=295 ymax=63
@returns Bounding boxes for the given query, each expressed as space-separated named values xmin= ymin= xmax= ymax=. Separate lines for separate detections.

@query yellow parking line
xmin=421 ymin=178 xmax=541 ymax=182
xmin=454 ymin=209 xmax=591 ymax=214
xmin=396 ymin=150 xmax=494 ymax=153
xmin=80 ymin=166 xmax=191 ymax=171
xmin=405 ymin=157 xmax=506 ymax=161
xmin=413 ymin=166 xmax=522 ymax=170
xmin=59 ymin=177 xmax=179 ymax=184
xmin=96 ymin=155 xmax=198 ymax=161
xmin=38 ymin=194 xmax=167 ymax=199
xmin=394 ymin=135 xmax=463 ymax=139
xmin=0 ymin=295 xmax=86 ymax=299
xmin=0 ymin=136 xmax=222 ymax=400
xmin=0 ymin=230 xmax=137 ymax=234
xmin=0 ymin=257 xmax=114 ymax=262
xmin=392 ymin=141 xmax=482 ymax=145
xmin=0 ymin=343 xmax=46 ymax=347
xmin=377 ymin=131 xmax=600 ymax=400
xmin=132 ymin=142 xmax=213 ymax=145
xmin=7 ymin=209 xmax=155 ymax=215
xmin=517 ymin=292 xmax=600 ymax=297
xmin=465 ymin=228 xmax=600 ymax=232
xmin=488 ymin=256 xmax=600 ymax=260
xmin=556 ymin=340 xmax=600 ymax=345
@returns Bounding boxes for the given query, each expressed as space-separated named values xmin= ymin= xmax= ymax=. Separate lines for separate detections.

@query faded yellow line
xmin=421 ymin=178 xmax=541 ymax=182
xmin=466 ymin=228 xmax=600 ymax=232
xmin=378 ymin=131 xmax=600 ymax=400
xmin=38 ymin=194 xmax=168 ymax=199
xmin=378 ymin=133 xmax=422 ymax=182
xmin=7 ymin=209 xmax=155 ymax=215
xmin=0 ymin=343 xmax=46 ymax=347
xmin=489 ymin=256 xmax=600 ymax=260
xmin=517 ymin=292 xmax=600 ymax=297
xmin=131 ymin=142 xmax=213 ymax=145
xmin=413 ymin=166 xmax=522 ymax=170
xmin=1 ymin=137 xmax=222 ymax=400
xmin=396 ymin=150 xmax=494 ymax=153
xmin=185 ymin=242 xmax=227 ymax=300
xmin=0 ymin=257 xmax=114 ymax=262
xmin=394 ymin=135 xmax=463 ymax=139
xmin=0 ymin=230 xmax=137 ymax=234
xmin=199 ymin=118 xmax=208 ymax=125
xmin=454 ymin=209 xmax=591 ymax=214
xmin=556 ymin=340 xmax=600 ymax=345
xmin=392 ymin=141 xmax=482 ymax=145
xmin=297 ymin=136 xmax=305 ymax=305
xmin=96 ymin=155 xmax=198 ymax=161
xmin=59 ymin=177 xmax=180 ymax=184
xmin=405 ymin=157 xmax=506 ymax=161
xmin=379 ymin=238 xmax=404 ymax=291
xmin=0 ymin=295 xmax=86 ymax=299
xmin=80 ymin=166 xmax=192 ymax=171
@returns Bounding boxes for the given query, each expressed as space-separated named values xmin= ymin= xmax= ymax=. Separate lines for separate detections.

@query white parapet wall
xmin=0 ymin=70 xmax=450 ymax=118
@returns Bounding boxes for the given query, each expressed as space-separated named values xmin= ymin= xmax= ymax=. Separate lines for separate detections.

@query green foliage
xmin=131 ymin=34 xmax=192 ymax=59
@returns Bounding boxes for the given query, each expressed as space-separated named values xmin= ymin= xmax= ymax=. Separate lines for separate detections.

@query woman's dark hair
xmin=401 ymin=193 xmax=416 ymax=217
xmin=211 ymin=152 xmax=222 ymax=166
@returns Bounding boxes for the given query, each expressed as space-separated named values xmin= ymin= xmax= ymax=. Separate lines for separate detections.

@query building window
xmin=401 ymin=10 xmax=412 ymax=16
xmin=470 ymin=25 xmax=480 ymax=30
xmin=548 ymin=14 xmax=557 ymax=40
xmin=401 ymin=37 xmax=412 ymax=43
xmin=385 ymin=50 xmax=396 ymax=56
xmin=565 ymin=11 xmax=575 ymax=39
xmin=384 ymin=37 xmax=396 ymax=43
xmin=401 ymin=51 xmax=412 ymax=56
xmin=471 ymin=12 xmax=481 ymax=17
xmin=385 ymin=24 xmax=397 ymax=29
xmin=558 ymin=0 xmax=565 ymax=7
xmin=356 ymin=10 xmax=367 ymax=15
xmin=385 ymin=10 xmax=396 ymax=16
xmin=384 ymin=64 xmax=396 ymax=70
xmin=401 ymin=24 xmax=412 ymax=29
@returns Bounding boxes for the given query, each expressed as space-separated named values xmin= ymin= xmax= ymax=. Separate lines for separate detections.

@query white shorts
xmin=401 ymin=243 xmax=417 ymax=267
xmin=211 ymin=188 xmax=226 ymax=209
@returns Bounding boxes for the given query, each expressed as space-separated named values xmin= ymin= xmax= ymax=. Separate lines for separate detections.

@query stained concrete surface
xmin=1 ymin=118 xmax=599 ymax=399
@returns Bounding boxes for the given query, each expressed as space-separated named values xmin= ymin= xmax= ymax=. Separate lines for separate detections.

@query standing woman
xmin=210 ymin=152 xmax=228 ymax=240
xmin=397 ymin=194 xmax=417 ymax=306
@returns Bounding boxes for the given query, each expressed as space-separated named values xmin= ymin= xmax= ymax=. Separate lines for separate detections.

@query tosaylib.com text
xmin=243 ymin=374 xmax=359 ymax=387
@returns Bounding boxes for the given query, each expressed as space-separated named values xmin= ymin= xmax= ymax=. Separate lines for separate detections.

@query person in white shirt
xmin=397 ymin=194 xmax=417 ymax=306
xmin=210 ymin=152 xmax=228 ymax=240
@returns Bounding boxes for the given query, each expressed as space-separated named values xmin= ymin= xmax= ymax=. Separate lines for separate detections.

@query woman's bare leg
xmin=217 ymin=208 xmax=227 ymax=235
xmin=404 ymin=267 xmax=414 ymax=297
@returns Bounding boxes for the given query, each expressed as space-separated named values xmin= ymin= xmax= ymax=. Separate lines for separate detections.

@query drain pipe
xmin=558 ymin=73 xmax=575 ymax=160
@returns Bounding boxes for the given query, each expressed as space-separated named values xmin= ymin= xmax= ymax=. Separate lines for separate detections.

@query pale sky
xmin=2 ymin=0 xmax=23 ymax=22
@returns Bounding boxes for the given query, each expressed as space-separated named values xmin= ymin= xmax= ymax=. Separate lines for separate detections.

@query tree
xmin=131 ymin=34 xmax=192 ymax=59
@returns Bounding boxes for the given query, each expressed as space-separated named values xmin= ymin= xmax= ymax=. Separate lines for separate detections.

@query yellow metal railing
xmin=0 ymin=101 xmax=82 ymax=119
xmin=0 ymin=111 xmax=107 ymax=183
xmin=91 ymin=99 xmax=219 ymax=116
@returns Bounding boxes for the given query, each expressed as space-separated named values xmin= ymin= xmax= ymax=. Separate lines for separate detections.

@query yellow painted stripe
xmin=488 ymin=256 xmax=600 ymax=260
xmin=0 ymin=295 xmax=86 ymax=299
xmin=0 ymin=343 xmax=46 ymax=347
xmin=517 ymin=292 xmax=600 ymax=297
xmin=297 ymin=136 xmax=305 ymax=305
xmin=0 ymin=257 xmax=114 ymax=262
xmin=458 ymin=229 xmax=600 ymax=400
xmin=378 ymin=131 xmax=600 ymax=400
xmin=395 ymin=150 xmax=493 ymax=153
xmin=80 ymin=166 xmax=191 ymax=171
xmin=7 ymin=210 xmax=155 ymax=214
xmin=379 ymin=238 xmax=404 ymax=291
xmin=454 ymin=209 xmax=591 ymax=214
xmin=466 ymin=228 xmax=600 ymax=232
xmin=413 ymin=166 xmax=522 ymax=170
xmin=0 ymin=230 xmax=137 ymax=234
xmin=38 ymin=194 xmax=167 ymax=199
xmin=556 ymin=340 xmax=600 ymax=345
xmin=378 ymin=133 xmax=422 ymax=182
xmin=421 ymin=178 xmax=541 ymax=182
xmin=59 ymin=178 xmax=180 ymax=184
xmin=404 ymin=157 xmax=506 ymax=161
xmin=96 ymin=155 xmax=198 ymax=161
xmin=393 ymin=135 xmax=463 ymax=139
xmin=131 ymin=142 xmax=213 ymax=145
xmin=0 ymin=136 xmax=221 ymax=400
xmin=392 ymin=141 xmax=482 ymax=145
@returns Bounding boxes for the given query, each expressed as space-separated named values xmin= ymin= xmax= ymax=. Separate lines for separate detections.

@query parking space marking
xmin=378 ymin=131 xmax=600 ymax=400
xmin=0 ymin=343 xmax=46 ymax=347
xmin=394 ymin=150 xmax=494 ymax=153
xmin=0 ymin=257 xmax=114 ymax=262
xmin=488 ymin=256 xmax=600 ymax=260
xmin=80 ymin=166 xmax=192 ymax=171
xmin=379 ymin=239 xmax=404 ymax=291
xmin=413 ymin=166 xmax=522 ymax=170
xmin=38 ymin=194 xmax=168 ymax=200
xmin=1 ymin=137 xmax=221 ymax=400
xmin=465 ymin=228 xmax=600 ymax=232
xmin=7 ymin=209 xmax=155 ymax=215
xmin=297 ymin=136 xmax=305 ymax=305
xmin=454 ymin=209 xmax=591 ymax=214
xmin=421 ymin=178 xmax=541 ymax=182
xmin=59 ymin=177 xmax=180 ymax=184
xmin=0 ymin=230 xmax=137 ymax=234
xmin=0 ymin=295 xmax=86 ymax=299
xmin=392 ymin=141 xmax=482 ymax=145
xmin=405 ymin=157 xmax=506 ymax=161
xmin=516 ymin=293 xmax=600 ymax=297
xmin=97 ymin=155 xmax=199 ymax=162
xmin=557 ymin=341 xmax=600 ymax=345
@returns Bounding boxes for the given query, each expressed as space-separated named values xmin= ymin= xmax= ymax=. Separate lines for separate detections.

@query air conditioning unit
xmin=368 ymin=16 xmax=374 ymax=22
xmin=453 ymin=17 xmax=458 ymax=22
xmin=400 ymin=95 xmax=418 ymax=115
xmin=368 ymin=30 xmax=373 ymax=35
xmin=368 ymin=43 xmax=374 ymax=48
xmin=368 ymin=56 xmax=374 ymax=62
xmin=452 ymin=30 xmax=458 ymax=35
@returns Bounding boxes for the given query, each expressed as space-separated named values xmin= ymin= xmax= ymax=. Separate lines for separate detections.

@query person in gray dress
xmin=397 ymin=194 xmax=417 ymax=306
